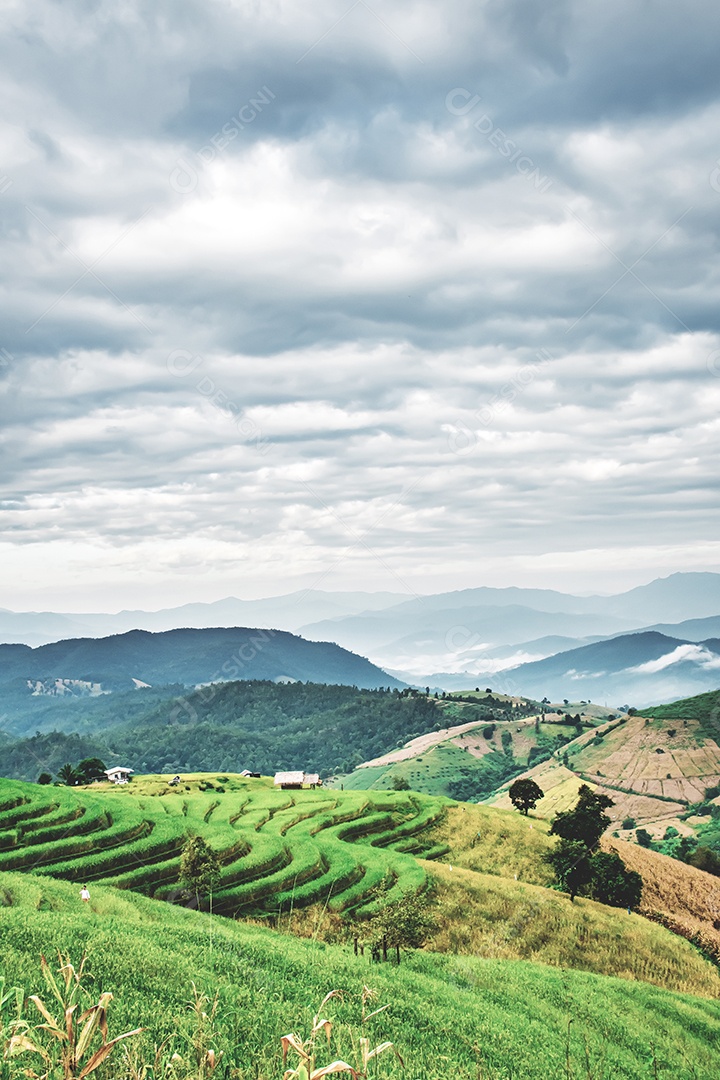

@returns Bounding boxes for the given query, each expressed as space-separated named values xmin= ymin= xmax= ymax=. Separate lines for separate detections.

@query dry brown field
xmin=603 ymin=836 xmax=720 ymax=962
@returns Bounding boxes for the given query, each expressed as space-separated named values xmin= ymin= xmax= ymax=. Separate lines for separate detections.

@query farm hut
xmin=274 ymin=771 xmax=305 ymax=789
xmin=105 ymin=767 xmax=134 ymax=785
xmin=273 ymin=771 xmax=321 ymax=789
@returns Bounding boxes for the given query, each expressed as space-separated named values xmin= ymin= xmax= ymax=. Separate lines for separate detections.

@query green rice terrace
xmin=3 ymin=774 xmax=720 ymax=1077
xmin=0 ymin=775 xmax=445 ymax=917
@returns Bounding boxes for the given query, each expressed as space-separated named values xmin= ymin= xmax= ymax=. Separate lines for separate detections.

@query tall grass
xmin=1 ymin=872 xmax=720 ymax=1079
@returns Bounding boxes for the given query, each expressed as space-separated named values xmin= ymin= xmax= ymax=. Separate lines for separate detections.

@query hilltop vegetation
xmin=0 ymin=681 xmax=440 ymax=780
xmin=644 ymin=688 xmax=720 ymax=738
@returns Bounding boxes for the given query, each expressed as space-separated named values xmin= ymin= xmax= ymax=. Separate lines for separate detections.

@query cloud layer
xmin=2 ymin=0 xmax=720 ymax=610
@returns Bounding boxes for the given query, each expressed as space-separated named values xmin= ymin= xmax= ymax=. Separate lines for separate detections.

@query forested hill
xmin=0 ymin=625 xmax=403 ymax=696
xmin=0 ymin=681 xmax=441 ymax=781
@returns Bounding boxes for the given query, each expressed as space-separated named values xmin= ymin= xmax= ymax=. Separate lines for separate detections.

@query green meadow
xmin=2 ymin=872 xmax=720 ymax=1079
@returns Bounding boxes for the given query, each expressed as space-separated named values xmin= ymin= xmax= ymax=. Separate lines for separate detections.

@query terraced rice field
xmin=0 ymin=775 xmax=448 ymax=917
xmin=489 ymin=713 xmax=720 ymax=833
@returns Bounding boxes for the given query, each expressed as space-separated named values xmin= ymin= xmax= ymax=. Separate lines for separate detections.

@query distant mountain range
xmin=0 ymin=591 xmax=406 ymax=648
xmin=298 ymin=574 xmax=720 ymax=679
xmin=2 ymin=573 xmax=720 ymax=705
xmin=475 ymin=631 xmax=720 ymax=707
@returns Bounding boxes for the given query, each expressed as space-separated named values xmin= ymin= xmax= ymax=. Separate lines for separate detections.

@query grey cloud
xmin=1 ymin=0 xmax=720 ymax=606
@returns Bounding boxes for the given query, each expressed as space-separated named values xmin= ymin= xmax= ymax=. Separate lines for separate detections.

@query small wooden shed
xmin=273 ymin=771 xmax=322 ymax=790
xmin=274 ymin=771 xmax=305 ymax=789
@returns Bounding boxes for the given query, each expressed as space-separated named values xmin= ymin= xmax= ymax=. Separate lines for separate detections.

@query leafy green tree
xmin=37 ymin=772 xmax=52 ymax=785
xmin=590 ymin=851 xmax=643 ymax=909
xmin=57 ymin=763 xmax=79 ymax=786
xmin=636 ymin=828 xmax=654 ymax=848
xmin=368 ymin=889 xmax=436 ymax=963
xmin=76 ymin=757 xmax=107 ymax=783
xmin=391 ymin=776 xmax=410 ymax=791
xmin=550 ymin=785 xmax=613 ymax=850
xmin=546 ymin=840 xmax=592 ymax=901
xmin=508 ymin=778 xmax=544 ymax=815
xmin=675 ymin=835 xmax=698 ymax=862
xmin=179 ymin=836 xmax=221 ymax=909
xmin=687 ymin=846 xmax=720 ymax=877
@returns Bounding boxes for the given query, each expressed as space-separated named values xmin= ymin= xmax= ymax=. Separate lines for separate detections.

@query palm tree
xmin=57 ymin=763 xmax=79 ymax=786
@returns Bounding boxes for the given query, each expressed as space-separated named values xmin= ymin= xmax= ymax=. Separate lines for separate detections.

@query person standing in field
xmin=80 ymin=885 xmax=90 ymax=903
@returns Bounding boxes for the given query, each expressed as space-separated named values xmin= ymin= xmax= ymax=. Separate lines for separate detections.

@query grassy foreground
xmin=2 ymin=871 xmax=720 ymax=1079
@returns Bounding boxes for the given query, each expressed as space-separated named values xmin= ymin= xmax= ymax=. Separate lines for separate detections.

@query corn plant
xmin=160 ymin=983 xmax=222 ymax=1080
xmin=280 ymin=991 xmax=399 ymax=1080
xmin=1 ymin=976 xmax=29 ymax=1080
xmin=7 ymin=952 xmax=142 ymax=1079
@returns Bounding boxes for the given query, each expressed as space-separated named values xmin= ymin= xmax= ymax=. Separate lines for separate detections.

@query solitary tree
xmin=37 ymin=773 xmax=53 ymax=785
xmin=369 ymin=890 xmax=436 ymax=964
xmin=508 ymin=778 xmax=544 ymax=815
xmin=179 ymin=836 xmax=221 ymax=910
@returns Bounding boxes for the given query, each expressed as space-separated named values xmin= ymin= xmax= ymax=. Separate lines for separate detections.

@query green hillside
xmin=3 ymin=775 xmax=720 ymax=997
xmin=644 ymin=688 xmax=720 ymax=737
xmin=3 ymin=872 xmax=720 ymax=1078
xmin=4 ymin=775 xmax=720 ymax=1076
xmin=338 ymin=703 xmax=608 ymax=799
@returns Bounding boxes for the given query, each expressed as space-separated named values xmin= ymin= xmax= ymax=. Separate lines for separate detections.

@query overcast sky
xmin=2 ymin=0 xmax=720 ymax=612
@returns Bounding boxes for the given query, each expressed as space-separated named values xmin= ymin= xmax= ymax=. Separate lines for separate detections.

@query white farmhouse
xmin=105 ymin=767 xmax=134 ymax=785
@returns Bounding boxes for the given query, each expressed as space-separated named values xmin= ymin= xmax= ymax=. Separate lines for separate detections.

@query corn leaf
xmin=76 ymin=1028 xmax=143 ymax=1079
xmin=28 ymin=995 xmax=64 ymax=1035
xmin=281 ymin=1033 xmax=308 ymax=1065
xmin=310 ymin=1062 xmax=359 ymax=1079
xmin=7 ymin=1033 xmax=50 ymax=1062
